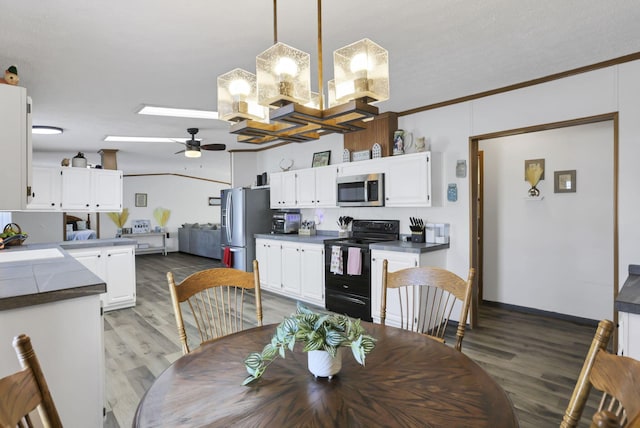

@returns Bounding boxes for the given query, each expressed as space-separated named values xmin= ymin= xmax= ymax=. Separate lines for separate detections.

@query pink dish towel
xmin=346 ymin=247 xmax=362 ymax=276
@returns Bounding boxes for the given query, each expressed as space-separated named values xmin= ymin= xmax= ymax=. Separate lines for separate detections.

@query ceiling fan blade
xmin=174 ymin=149 xmax=185 ymax=154
xmin=200 ymin=143 xmax=226 ymax=151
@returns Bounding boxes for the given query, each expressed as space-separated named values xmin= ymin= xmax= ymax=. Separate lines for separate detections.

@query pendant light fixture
xmin=217 ymin=0 xmax=389 ymax=145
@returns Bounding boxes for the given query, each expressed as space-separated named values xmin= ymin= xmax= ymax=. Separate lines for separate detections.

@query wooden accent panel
xmin=343 ymin=112 xmax=398 ymax=158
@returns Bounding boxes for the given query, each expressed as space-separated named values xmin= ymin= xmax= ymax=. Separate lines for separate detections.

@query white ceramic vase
xmin=307 ymin=348 xmax=342 ymax=379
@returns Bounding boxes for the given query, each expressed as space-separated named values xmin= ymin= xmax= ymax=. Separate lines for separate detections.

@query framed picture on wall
xmin=312 ymin=151 xmax=331 ymax=167
xmin=135 ymin=193 xmax=147 ymax=207
xmin=208 ymin=197 xmax=221 ymax=206
xmin=554 ymin=170 xmax=577 ymax=193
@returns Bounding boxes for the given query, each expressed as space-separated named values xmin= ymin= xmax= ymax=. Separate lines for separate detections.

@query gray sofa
xmin=178 ymin=224 xmax=221 ymax=260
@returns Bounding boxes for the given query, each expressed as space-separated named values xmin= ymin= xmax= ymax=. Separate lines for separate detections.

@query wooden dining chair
xmin=381 ymin=260 xmax=475 ymax=351
xmin=0 ymin=334 xmax=62 ymax=428
xmin=167 ymin=260 xmax=263 ymax=355
xmin=561 ymin=319 xmax=640 ymax=428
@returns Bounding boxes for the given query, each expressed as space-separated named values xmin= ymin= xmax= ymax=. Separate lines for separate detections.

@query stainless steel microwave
xmin=336 ymin=173 xmax=385 ymax=207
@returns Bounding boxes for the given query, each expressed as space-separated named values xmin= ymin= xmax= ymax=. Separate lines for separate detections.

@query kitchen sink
xmin=0 ymin=248 xmax=64 ymax=263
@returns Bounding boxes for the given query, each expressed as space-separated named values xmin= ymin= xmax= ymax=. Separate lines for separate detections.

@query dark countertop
xmin=0 ymin=239 xmax=134 ymax=311
xmin=254 ymin=233 xmax=450 ymax=254
xmin=615 ymin=264 xmax=640 ymax=314
xmin=370 ymin=240 xmax=450 ymax=254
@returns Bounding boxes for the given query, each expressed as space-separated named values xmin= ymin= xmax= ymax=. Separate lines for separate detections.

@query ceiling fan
xmin=174 ymin=128 xmax=226 ymax=158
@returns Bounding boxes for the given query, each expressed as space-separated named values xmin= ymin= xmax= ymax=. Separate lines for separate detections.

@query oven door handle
xmin=333 ymin=294 xmax=367 ymax=306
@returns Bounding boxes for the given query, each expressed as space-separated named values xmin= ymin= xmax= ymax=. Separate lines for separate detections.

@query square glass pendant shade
xmin=257 ymin=42 xmax=311 ymax=107
xmin=217 ymin=68 xmax=267 ymax=122
xmin=333 ymin=38 xmax=389 ymax=104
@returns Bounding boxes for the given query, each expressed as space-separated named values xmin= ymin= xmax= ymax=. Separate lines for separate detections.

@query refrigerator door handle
xmin=226 ymin=191 xmax=233 ymax=243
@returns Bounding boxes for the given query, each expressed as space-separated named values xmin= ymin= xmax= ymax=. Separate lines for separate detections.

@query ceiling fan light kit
xmin=216 ymin=0 xmax=390 ymax=145
xmin=184 ymin=146 xmax=201 ymax=158
xmin=173 ymin=128 xmax=225 ymax=158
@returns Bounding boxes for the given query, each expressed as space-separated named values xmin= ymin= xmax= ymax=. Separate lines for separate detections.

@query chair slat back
xmin=0 ymin=334 xmax=62 ymax=428
xmin=561 ymin=319 xmax=640 ymax=428
xmin=381 ymin=261 xmax=475 ymax=351
xmin=168 ymin=260 xmax=263 ymax=354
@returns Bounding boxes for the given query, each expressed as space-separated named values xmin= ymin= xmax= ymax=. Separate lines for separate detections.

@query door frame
xmin=468 ymin=112 xmax=619 ymax=334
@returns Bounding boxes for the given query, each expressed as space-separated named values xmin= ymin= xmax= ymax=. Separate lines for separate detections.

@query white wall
xmin=100 ymin=175 xmax=229 ymax=252
xmin=237 ymin=58 xmax=640 ymax=320
xmin=480 ymin=122 xmax=614 ymax=320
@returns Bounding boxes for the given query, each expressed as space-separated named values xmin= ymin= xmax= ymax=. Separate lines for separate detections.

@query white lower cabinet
xmin=67 ymin=245 xmax=136 ymax=311
xmin=619 ymin=311 xmax=640 ymax=360
xmin=370 ymin=249 xmax=447 ymax=325
xmin=256 ymin=238 xmax=324 ymax=306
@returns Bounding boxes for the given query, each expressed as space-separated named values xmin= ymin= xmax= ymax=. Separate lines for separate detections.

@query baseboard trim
xmin=482 ymin=300 xmax=599 ymax=327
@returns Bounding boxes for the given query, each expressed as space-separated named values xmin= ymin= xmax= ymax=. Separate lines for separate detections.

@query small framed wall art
xmin=554 ymin=170 xmax=576 ymax=193
xmin=312 ymin=150 xmax=331 ymax=167
xmin=135 ymin=193 xmax=147 ymax=207
xmin=208 ymin=197 xmax=221 ymax=206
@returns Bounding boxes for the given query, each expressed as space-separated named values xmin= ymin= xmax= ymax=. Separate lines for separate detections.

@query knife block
xmin=411 ymin=230 xmax=425 ymax=243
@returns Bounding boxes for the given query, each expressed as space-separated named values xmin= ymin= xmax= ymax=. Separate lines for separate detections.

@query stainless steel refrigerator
xmin=220 ymin=187 xmax=272 ymax=272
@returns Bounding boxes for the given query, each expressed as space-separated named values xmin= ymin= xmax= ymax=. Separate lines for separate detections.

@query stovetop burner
xmin=325 ymin=220 xmax=400 ymax=248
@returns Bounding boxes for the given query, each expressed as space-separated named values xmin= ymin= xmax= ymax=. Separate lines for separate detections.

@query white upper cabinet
xmin=271 ymin=167 xmax=336 ymax=209
xmin=270 ymin=171 xmax=297 ymax=208
xmin=61 ymin=168 xmax=123 ymax=212
xmin=28 ymin=166 xmax=62 ymax=210
xmin=313 ymin=166 xmax=337 ymax=207
xmin=295 ymin=168 xmax=316 ymax=207
xmin=385 ymin=152 xmax=433 ymax=207
xmin=268 ymin=151 xmax=437 ymax=209
xmin=0 ymin=85 xmax=32 ymax=210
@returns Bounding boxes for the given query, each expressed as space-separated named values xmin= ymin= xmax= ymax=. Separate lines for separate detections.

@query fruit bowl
xmin=1 ymin=223 xmax=28 ymax=246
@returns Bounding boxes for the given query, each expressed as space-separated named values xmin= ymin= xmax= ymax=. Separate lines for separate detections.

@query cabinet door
xmin=61 ymin=168 xmax=92 ymax=210
xmin=265 ymin=240 xmax=282 ymax=290
xmin=104 ymin=246 xmax=136 ymax=309
xmin=270 ymin=172 xmax=283 ymax=208
xmin=385 ymin=152 xmax=431 ymax=207
xmin=299 ymin=243 xmax=324 ymax=304
xmin=255 ymin=239 xmax=269 ymax=289
xmin=0 ymin=85 xmax=31 ymax=211
xmin=92 ymin=169 xmax=122 ymax=211
xmin=295 ymin=169 xmax=316 ymax=207
xmin=28 ymin=167 xmax=61 ymax=210
xmin=281 ymin=171 xmax=297 ymax=207
xmin=280 ymin=241 xmax=301 ymax=296
xmin=370 ymin=250 xmax=418 ymax=325
xmin=68 ymin=249 xmax=106 ymax=282
xmin=314 ymin=166 xmax=337 ymax=207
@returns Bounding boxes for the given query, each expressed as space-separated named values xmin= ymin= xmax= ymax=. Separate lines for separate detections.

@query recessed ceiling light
xmin=104 ymin=136 xmax=185 ymax=143
xmin=33 ymin=126 xmax=63 ymax=135
xmin=137 ymin=105 xmax=219 ymax=120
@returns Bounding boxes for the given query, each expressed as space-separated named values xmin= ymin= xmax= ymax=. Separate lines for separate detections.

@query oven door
xmin=324 ymin=245 xmax=372 ymax=321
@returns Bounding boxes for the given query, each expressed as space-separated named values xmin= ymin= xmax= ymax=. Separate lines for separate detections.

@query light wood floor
xmin=104 ymin=252 xmax=601 ymax=427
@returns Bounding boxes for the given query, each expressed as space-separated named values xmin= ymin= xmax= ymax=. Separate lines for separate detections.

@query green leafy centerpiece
xmin=243 ymin=303 xmax=376 ymax=385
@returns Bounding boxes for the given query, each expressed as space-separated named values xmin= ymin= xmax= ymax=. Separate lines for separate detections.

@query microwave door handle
xmin=363 ymin=180 xmax=369 ymax=202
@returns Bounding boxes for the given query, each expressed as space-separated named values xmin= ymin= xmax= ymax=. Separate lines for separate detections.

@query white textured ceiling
xmin=1 ymin=0 xmax=639 ymax=175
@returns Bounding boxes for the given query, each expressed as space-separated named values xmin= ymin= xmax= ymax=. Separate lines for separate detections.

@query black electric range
xmin=324 ymin=220 xmax=400 ymax=321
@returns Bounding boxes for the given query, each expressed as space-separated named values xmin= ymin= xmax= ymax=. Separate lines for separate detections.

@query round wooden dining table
xmin=133 ymin=323 xmax=519 ymax=427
